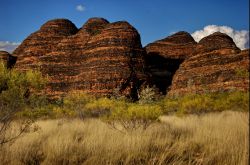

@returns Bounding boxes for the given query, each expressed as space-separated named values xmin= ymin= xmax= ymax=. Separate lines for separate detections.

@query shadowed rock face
xmin=0 ymin=51 xmax=17 ymax=69
xmin=13 ymin=18 xmax=147 ymax=99
xmin=144 ymin=31 xmax=196 ymax=94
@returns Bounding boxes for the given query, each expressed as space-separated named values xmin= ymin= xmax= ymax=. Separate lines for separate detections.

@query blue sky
xmin=0 ymin=0 xmax=249 ymax=51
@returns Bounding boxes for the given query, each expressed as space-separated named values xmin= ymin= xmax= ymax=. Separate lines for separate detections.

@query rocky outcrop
xmin=144 ymin=32 xmax=197 ymax=94
xmin=168 ymin=32 xmax=249 ymax=95
xmin=145 ymin=31 xmax=249 ymax=95
xmin=13 ymin=19 xmax=78 ymax=71
xmin=145 ymin=31 xmax=197 ymax=59
xmin=168 ymin=49 xmax=249 ymax=95
xmin=13 ymin=18 xmax=147 ymax=99
xmin=195 ymin=32 xmax=240 ymax=54
xmin=10 ymin=19 xmax=249 ymax=98
xmin=0 ymin=51 xmax=16 ymax=69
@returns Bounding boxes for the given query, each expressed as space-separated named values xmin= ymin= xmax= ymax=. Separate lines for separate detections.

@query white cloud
xmin=76 ymin=5 xmax=85 ymax=12
xmin=191 ymin=25 xmax=249 ymax=50
xmin=169 ymin=31 xmax=177 ymax=35
xmin=0 ymin=41 xmax=20 ymax=53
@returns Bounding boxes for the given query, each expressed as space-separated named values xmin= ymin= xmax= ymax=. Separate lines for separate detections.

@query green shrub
xmin=0 ymin=62 xmax=47 ymax=144
xmin=212 ymin=91 xmax=249 ymax=111
xmin=85 ymin=97 xmax=128 ymax=118
xmin=19 ymin=106 xmax=54 ymax=119
xmin=178 ymin=94 xmax=214 ymax=114
xmin=104 ymin=103 xmax=162 ymax=130
xmin=162 ymin=97 xmax=179 ymax=114
xmin=163 ymin=91 xmax=249 ymax=115
xmin=0 ymin=62 xmax=47 ymax=116
xmin=63 ymin=92 xmax=95 ymax=119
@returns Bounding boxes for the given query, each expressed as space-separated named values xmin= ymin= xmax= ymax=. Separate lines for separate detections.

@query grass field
xmin=0 ymin=111 xmax=248 ymax=165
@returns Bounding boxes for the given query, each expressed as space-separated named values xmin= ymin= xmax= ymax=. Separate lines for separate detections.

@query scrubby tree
xmin=0 ymin=61 xmax=46 ymax=145
xmin=102 ymin=101 xmax=163 ymax=132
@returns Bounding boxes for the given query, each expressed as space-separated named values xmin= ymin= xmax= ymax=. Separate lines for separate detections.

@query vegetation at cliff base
xmin=0 ymin=63 xmax=249 ymax=165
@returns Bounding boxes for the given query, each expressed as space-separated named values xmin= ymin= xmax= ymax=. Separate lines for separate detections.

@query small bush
xmin=212 ymin=91 xmax=249 ymax=111
xmin=85 ymin=97 xmax=131 ymax=119
xmin=178 ymin=94 xmax=214 ymax=114
xmin=104 ymin=103 xmax=162 ymax=131
xmin=138 ymin=86 xmax=162 ymax=104
xmin=162 ymin=97 xmax=179 ymax=114
xmin=63 ymin=92 xmax=95 ymax=119
xmin=18 ymin=105 xmax=64 ymax=119
xmin=62 ymin=92 xmax=117 ymax=119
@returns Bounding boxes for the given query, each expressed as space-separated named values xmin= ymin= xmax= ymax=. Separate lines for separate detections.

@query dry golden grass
xmin=0 ymin=111 xmax=248 ymax=165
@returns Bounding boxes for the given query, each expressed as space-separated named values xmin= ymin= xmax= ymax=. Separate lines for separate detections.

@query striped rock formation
xmin=145 ymin=31 xmax=197 ymax=59
xmin=13 ymin=19 xmax=78 ymax=71
xmin=13 ymin=18 xmax=147 ymax=99
xmin=0 ymin=51 xmax=16 ymax=69
xmin=144 ymin=32 xmax=197 ymax=94
xmin=168 ymin=32 xmax=249 ymax=95
xmin=194 ymin=32 xmax=241 ymax=54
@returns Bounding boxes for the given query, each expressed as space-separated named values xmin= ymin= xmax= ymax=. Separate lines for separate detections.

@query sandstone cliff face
xmin=145 ymin=31 xmax=249 ymax=95
xmin=168 ymin=32 xmax=249 ymax=95
xmin=195 ymin=32 xmax=240 ymax=54
xmin=13 ymin=19 xmax=78 ymax=71
xmin=168 ymin=49 xmax=249 ymax=95
xmin=11 ymin=19 xmax=249 ymax=98
xmin=13 ymin=18 xmax=147 ymax=99
xmin=0 ymin=51 xmax=16 ymax=69
xmin=145 ymin=31 xmax=197 ymax=59
xmin=144 ymin=32 xmax=196 ymax=94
